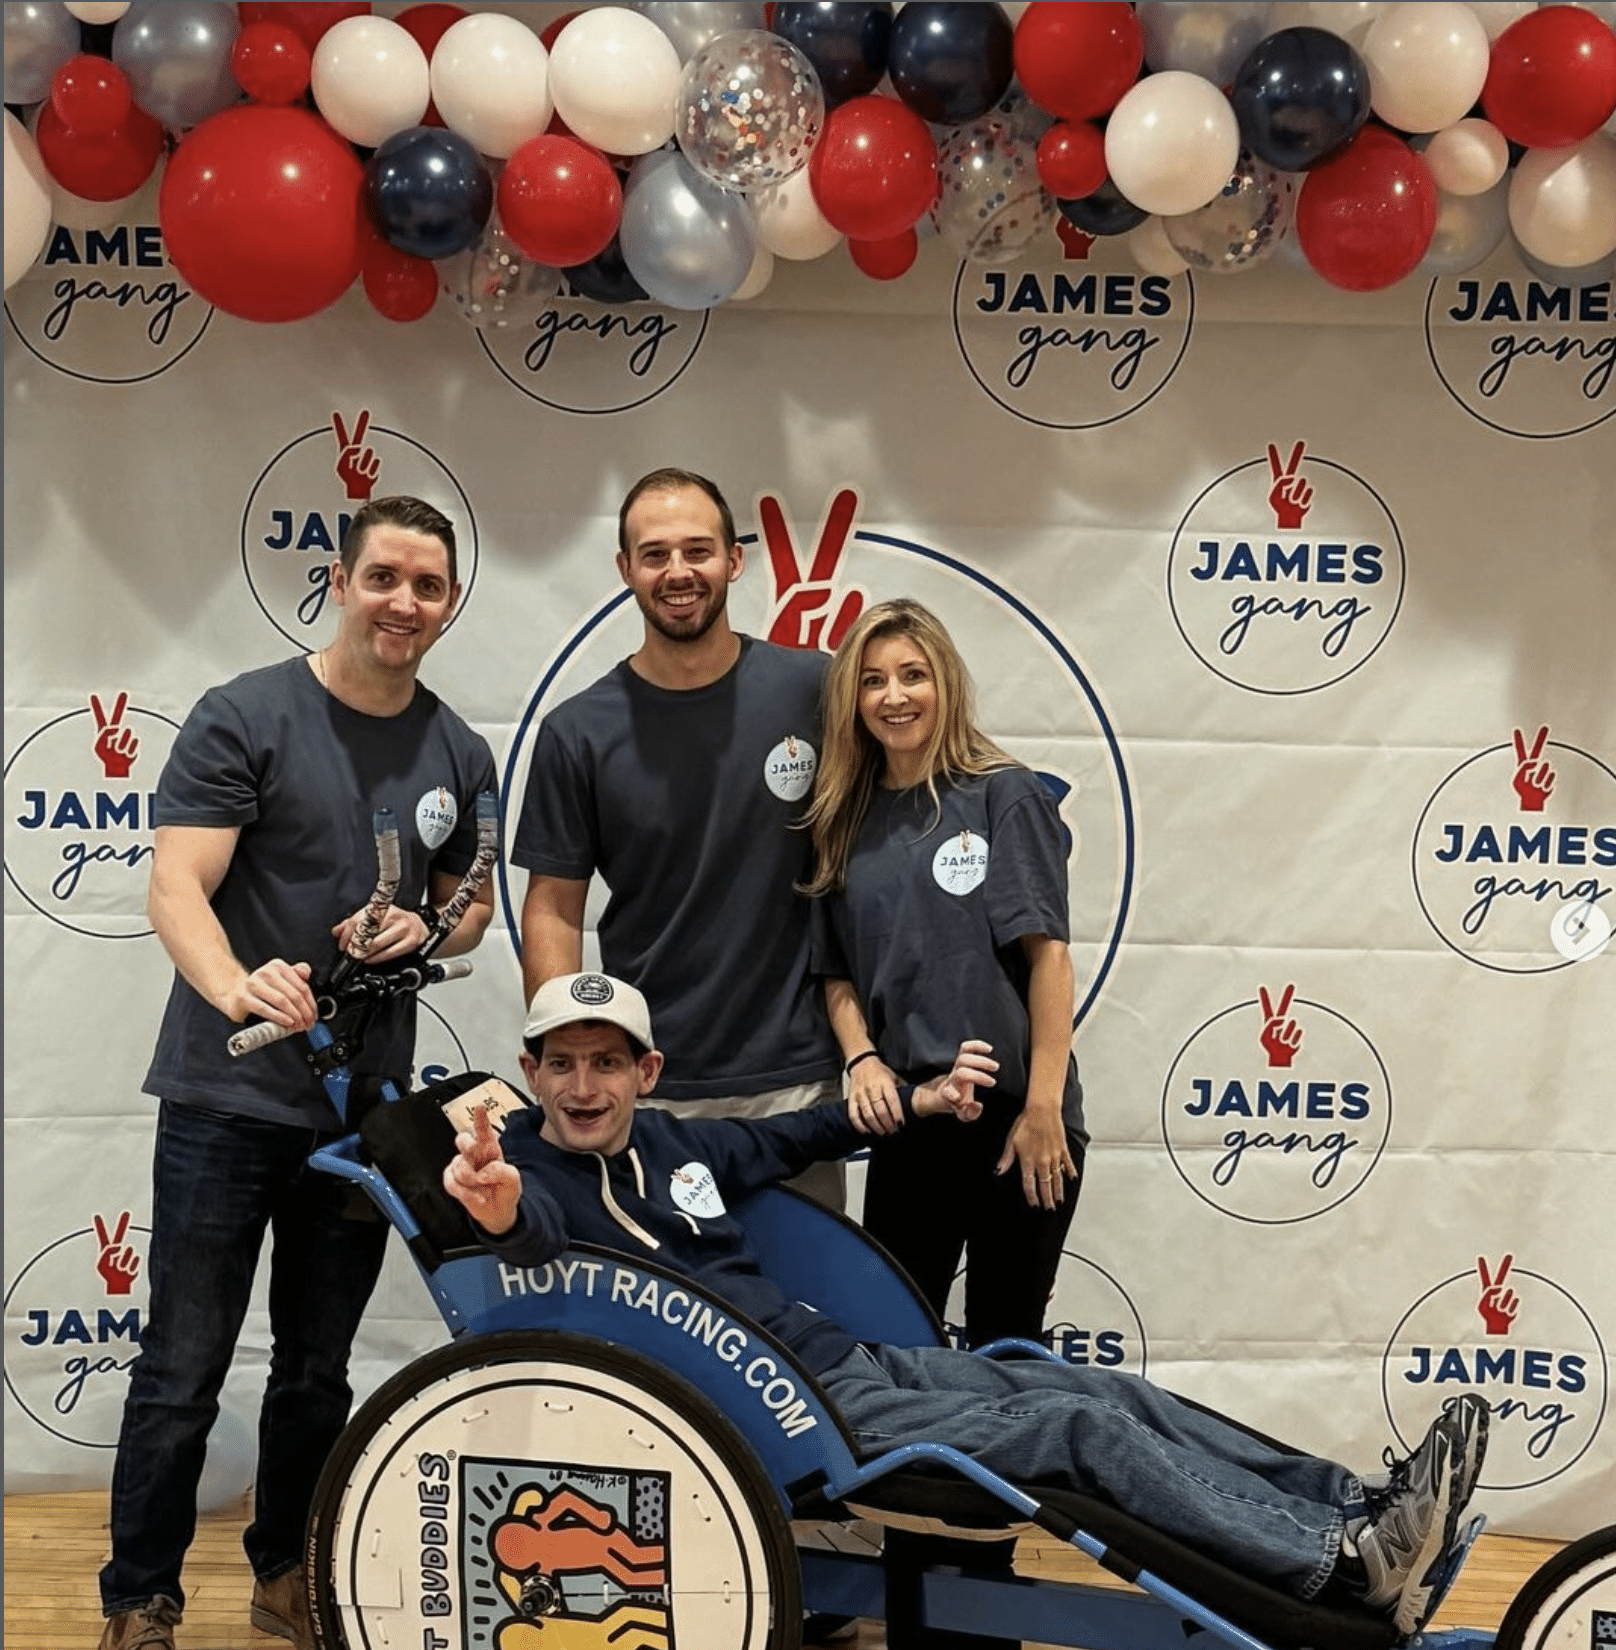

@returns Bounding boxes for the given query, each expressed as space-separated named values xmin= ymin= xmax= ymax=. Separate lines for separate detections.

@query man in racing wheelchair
xmin=442 ymin=972 xmax=1488 ymax=1639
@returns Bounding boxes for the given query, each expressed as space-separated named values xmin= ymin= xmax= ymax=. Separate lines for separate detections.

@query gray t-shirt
xmin=513 ymin=636 xmax=839 ymax=1098
xmin=143 ymin=658 xmax=498 ymax=1128
xmin=811 ymin=766 xmax=1086 ymax=1139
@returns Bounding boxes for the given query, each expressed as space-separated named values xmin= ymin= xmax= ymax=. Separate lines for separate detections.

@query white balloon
xmin=1361 ymin=2 xmax=1490 ymax=135
xmin=748 ymin=165 xmax=843 ymax=259
xmin=63 ymin=1 xmax=131 ymax=19
xmin=1138 ymin=2 xmax=1269 ymax=85
xmin=1127 ymin=214 xmax=1190 ymax=276
xmin=1263 ymin=2 xmax=1385 ymax=48
xmin=1509 ymin=134 xmax=1616 ymax=267
xmin=1422 ymin=118 xmax=1510 ymax=195
xmin=730 ymin=240 xmax=774 ymax=300
xmin=548 ymin=8 xmax=682 ymax=157
xmin=4 ymin=110 xmax=53 ymax=291
xmin=1464 ymin=2 xmax=1537 ymax=42
xmin=311 ymin=16 xmax=430 ymax=149
xmin=1104 ymin=72 xmax=1240 ymax=218
xmin=430 ymin=13 xmax=553 ymax=160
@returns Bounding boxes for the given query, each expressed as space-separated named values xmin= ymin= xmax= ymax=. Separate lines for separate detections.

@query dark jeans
xmin=100 ymin=1100 xmax=389 ymax=1613
xmin=863 ymin=1102 xmax=1085 ymax=1348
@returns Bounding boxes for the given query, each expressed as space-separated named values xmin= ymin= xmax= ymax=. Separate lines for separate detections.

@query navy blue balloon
xmin=363 ymin=127 xmax=492 ymax=261
xmin=1056 ymin=179 xmax=1148 ymax=238
xmin=887 ymin=2 xmax=1012 ymax=126
xmin=563 ymin=235 xmax=649 ymax=307
xmin=771 ymin=2 xmax=891 ymax=108
xmin=1229 ymin=26 xmax=1371 ymax=172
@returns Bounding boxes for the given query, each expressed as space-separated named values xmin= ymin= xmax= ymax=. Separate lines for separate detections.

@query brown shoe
xmin=250 ymin=1567 xmax=315 ymax=1650
xmin=98 ymin=1597 xmax=181 ymax=1650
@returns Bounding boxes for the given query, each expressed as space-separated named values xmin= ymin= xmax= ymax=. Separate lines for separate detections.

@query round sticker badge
xmin=933 ymin=829 xmax=990 ymax=896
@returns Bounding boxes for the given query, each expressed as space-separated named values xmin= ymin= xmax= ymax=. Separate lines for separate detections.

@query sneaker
xmin=1358 ymin=1401 xmax=1477 ymax=1634
xmin=251 ymin=1566 xmax=316 ymax=1650
xmin=1368 ymin=1392 xmax=1490 ymax=1523
xmin=97 ymin=1597 xmax=181 ymax=1650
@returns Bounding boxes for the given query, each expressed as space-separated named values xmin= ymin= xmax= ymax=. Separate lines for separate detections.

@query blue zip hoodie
xmin=481 ymin=1095 xmax=912 ymax=1377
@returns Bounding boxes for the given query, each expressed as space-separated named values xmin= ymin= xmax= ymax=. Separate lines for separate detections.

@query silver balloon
xmin=1420 ymin=177 xmax=1510 ymax=277
xmin=675 ymin=29 xmax=823 ymax=190
xmin=619 ymin=147 xmax=757 ymax=309
xmin=1514 ymin=238 xmax=1614 ymax=291
xmin=630 ymin=2 xmax=768 ymax=64
xmin=4 ymin=1 xmax=81 ymax=105
xmin=1138 ymin=2 xmax=1269 ymax=85
xmin=931 ymin=112 xmax=1056 ymax=263
xmin=112 ymin=0 xmax=240 ymax=130
xmin=1163 ymin=152 xmax=1299 ymax=273
xmin=438 ymin=221 xmax=561 ymax=331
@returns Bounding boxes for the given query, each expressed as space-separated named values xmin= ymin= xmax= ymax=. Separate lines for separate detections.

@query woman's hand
xmin=847 ymin=1055 xmax=905 ymax=1135
xmin=912 ymin=1040 xmax=997 ymax=1123
xmin=997 ymin=1103 xmax=1078 ymax=1210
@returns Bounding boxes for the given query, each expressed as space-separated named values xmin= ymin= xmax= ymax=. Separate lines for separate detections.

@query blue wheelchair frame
xmin=309 ymin=1108 xmax=1494 ymax=1650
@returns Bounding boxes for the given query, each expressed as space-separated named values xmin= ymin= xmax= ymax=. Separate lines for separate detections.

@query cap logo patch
xmin=570 ymin=973 xmax=614 ymax=1007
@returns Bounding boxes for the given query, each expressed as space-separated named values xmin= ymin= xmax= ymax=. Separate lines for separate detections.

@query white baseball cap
xmin=523 ymin=972 xmax=655 ymax=1050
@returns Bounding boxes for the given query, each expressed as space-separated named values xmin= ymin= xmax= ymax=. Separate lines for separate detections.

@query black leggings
xmin=861 ymin=1099 xmax=1086 ymax=1348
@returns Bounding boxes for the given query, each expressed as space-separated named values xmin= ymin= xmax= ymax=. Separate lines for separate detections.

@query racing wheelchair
xmin=235 ymin=812 xmax=1611 ymax=1650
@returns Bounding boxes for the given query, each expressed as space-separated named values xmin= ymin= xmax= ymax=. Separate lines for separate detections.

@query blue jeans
xmin=100 ymin=1101 xmax=390 ymax=1613
xmin=821 ymin=1343 xmax=1360 ymax=1601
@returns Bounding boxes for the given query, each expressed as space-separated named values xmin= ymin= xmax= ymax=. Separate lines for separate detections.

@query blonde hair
xmin=801 ymin=599 xmax=1016 ymax=896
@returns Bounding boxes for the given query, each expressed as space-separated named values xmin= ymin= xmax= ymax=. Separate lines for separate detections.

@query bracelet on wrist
xmin=845 ymin=1049 xmax=881 ymax=1075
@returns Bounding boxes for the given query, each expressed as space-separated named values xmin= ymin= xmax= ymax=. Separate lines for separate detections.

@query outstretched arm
xmin=443 ymin=1105 xmax=523 ymax=1235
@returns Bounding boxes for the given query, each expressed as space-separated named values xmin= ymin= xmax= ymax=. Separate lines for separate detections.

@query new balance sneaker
xmin=96 ymin=1596 xmax=181 ymax=1650
xmin=1358 ymin=1395 xmax=1488 ymax=1634
xmin=251 ymin=1566 xmax=316 ymax=1650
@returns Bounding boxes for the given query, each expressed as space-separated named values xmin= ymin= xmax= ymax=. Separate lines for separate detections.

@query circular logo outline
xmin=3 ymin=284 xmax=214 ymax=386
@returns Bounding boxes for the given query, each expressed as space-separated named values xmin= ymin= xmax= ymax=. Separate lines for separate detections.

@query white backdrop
xmin=4 ymin=179 xmax=1612 ymax=1544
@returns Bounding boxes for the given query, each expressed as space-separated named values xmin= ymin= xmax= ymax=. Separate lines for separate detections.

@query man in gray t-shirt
xmin=514 ymin=468 xmax=842 ymax=1205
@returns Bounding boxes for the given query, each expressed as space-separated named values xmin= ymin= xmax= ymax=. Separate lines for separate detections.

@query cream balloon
xmin=730 ymin=241 xmax=775 ymax=300
xmin=749 ymin=165 xmax=843 ymax=259
xmin=430 ymin=13 xmax=554 ymax=160
xmin=311 ymin=16 xmax=431 ymax=149
xmin=63 ymin=1 xmax=131 ymax=19
xmin=4 ymin=110 xmax=53 ymax=291
xmin=1508 ymin=133 xmax=1616 ymax=267
xmin=1104 ymin=72 xmax=1240 ymax=218
xmin=1360 ymin=2 xmax=1491 ymax=135
xmin=548 ymin=8 xmax=682 ymax=158
xmin=1422 ymin=118 xmax=1509 ymax=196
xmin=1126 ymin=214 xmax=1190 ymax=277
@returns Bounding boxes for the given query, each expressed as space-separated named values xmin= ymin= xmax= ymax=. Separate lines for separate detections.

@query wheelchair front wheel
xmin=1493 ymin=1524 xmax=1616 ymax=1650
xmin=307 ymin=1328 xmax=802 ymax=1650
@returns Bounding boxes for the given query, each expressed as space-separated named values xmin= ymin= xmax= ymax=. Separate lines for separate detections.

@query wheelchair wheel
xmin=1493 ymin=1525 xmax=1616 ymax=1650
xmin=308 ymin=1328 xmax=802 ymax=1650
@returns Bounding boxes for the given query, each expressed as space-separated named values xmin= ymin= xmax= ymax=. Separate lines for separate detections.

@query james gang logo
xmin=498 ymin=487 xmax=1135 ymax=1028
xmin=3 ymin=217 xmax=211 ymax=384
xmin=1425 ymin=256 xmax=1614 ymax=439
xmin=4 ymin=694 xmax=179 ymax=938
xmin=240 ymin=411 xmax=478 ymax=647
xmin=1412 ymin=727 xmax=1616 ymax=973
xmin=458 ymin=1456 xmax=673 ymax=1649
xmin=950 ymin=1249 xmax=1149 ymax=1375
xmin=1161 ymin=986 xmax=1391 ymax=1223
xmin=4 ymin=1211 xmax=149 ymax=1448
xmin=952 ymin=228 xmax=1193 ymax=428
xmin=1168 ymin=441 xmax=1406 ymax=694
xmin=474 ymin=279 xmax=705 ymax=415
xmin=1383 ymin=1256 xmax=1606 ymax=1489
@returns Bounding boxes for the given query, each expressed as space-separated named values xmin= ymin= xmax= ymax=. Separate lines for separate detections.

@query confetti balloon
xmin=674 ymin=29 xmax=823 ymax=190
xmin=1163 ymin=151 xmax=1299 ymax=273
xmin=438 ymin=218 xmax=560 ymax=329
xmin=930 ymin=111 xmax=1056 ymax=262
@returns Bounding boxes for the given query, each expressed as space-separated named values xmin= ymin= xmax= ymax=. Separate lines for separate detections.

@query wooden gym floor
xmin=5 ymin=1488 xmax=1556 ymax=1649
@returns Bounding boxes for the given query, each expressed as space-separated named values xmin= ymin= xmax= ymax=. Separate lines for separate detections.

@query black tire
xmin=307 ymin=1328 xmax=802 ymax=1650
xmin=1494 ymin=1524 xmax=1616 ymax=1650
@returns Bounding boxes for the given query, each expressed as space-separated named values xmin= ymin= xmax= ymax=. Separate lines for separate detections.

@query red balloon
xmin=363 ymin=238 xmax=438 ymax=321
xmin=394 ymin=2 xmax=466 ymax=55
xmin=539 ymin=11 xmax=581 ymax=51
xmin=231 ymin=21 xmax=312 ymax=105
xmin=236 ymin=3 xmax=371 ymax=51
xmin=1482 ymin=4 xmax=1616 ymax=150
xmin=161 ymin=105 xmax=367 ymax=323
xmin=1036 ymin=120 xmax=1107 ymax=201
xmin=1013 ymin=2 xmax=1142 ymax=122
xmin=49 ymin=54 xmax=132 ymax=138
xmin=498 ymin=134 xmax=622 ymax=267
xmin=848 ymin=227 xmax=918 ymax=280
xmin=1296 ymin=125 xmax=1437 ymax=293
xmin=808 ymin=96 xmax=938 ymax=241
xmin=35 ymin=99 xmax=164 ymax=202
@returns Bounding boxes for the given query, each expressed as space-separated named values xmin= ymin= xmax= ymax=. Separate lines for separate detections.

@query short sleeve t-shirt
xmin=514 ymin=636 xmax=839 ymax=1098
xmin=143 ymin=658 xmax=498 ymax=1128
xmin=812 ymin=766 xmax=1085 ymax=1137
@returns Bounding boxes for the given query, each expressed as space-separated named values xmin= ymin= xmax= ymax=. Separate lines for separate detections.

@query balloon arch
xmin=4 ymin=0 xmax=1616 ymax=324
